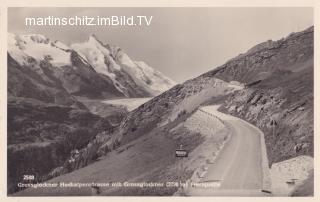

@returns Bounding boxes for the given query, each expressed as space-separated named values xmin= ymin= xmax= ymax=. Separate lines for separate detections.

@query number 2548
xmin=23 ymin=175 xmax=34 ymax=180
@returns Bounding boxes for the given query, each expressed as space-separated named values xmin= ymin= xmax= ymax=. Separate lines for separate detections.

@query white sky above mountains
xmin=8 ymin=7 xmax=313 ymax=83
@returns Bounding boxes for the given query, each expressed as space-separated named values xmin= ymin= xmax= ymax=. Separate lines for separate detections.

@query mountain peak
xmin=16 ymin=33 xmax=50 ymax=44
xmin=26 ymin=34 xmax=48 ymax=43
xmin=88 ymin=33 xmax=98 ymax=41
xmin=87 ymin=34 xmax=106 ymax=47
xmin=8 ymin=33 xmax=50 ymax=46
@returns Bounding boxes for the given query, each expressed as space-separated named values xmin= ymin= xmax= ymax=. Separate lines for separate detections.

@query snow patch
xmin=53 ymin=40 xmax=70 ymax=50
xmin=227 ymin=81 xmax=245 ymax=91
xmin=168 ymin=78 xmax=237 ymax=123
xmin=8 ymin=33 xmax=71 ymax=67
xmin=179 ymin=109 xmax=225 ymax=137
xmin=71 ymin=36 xmax=128 ymax=95
xmin=115 ymin=51 xmax=176 ymax=95
xmin=71 ymin=37 xmax=114 ymax=77
xmin=201 ymin=105 xmax=239 ymax=121
xmin=102 ymin=98 xmax=152 ymax=111
xmin=135 ymin=61 xmax=176 ymax=94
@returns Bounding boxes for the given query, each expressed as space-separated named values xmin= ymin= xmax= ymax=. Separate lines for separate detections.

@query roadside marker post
xmin=175 ymin=144 xmax=189 ymax=190
xmin=176 ymin=144 xmax=189 ymax=158
xmin=270 ymin=119 xmax=277 ymax=138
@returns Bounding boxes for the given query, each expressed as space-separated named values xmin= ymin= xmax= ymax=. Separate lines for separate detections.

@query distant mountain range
xmin=8 ymin=33 xmax=176 ymax=104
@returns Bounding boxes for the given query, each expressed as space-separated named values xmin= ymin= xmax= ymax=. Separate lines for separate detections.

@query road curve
xmin=186 ymin=105 xmax=269 ymax=196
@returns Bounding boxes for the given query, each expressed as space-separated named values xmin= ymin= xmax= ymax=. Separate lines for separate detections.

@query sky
xmin=8 ymin=7 xmax=313 ymax=83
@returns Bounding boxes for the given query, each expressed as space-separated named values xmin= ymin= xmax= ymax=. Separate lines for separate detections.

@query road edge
xmin=237 ymin=119 xmax=272 ymax=193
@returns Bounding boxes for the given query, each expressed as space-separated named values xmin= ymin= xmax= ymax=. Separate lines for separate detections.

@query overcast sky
xmin=8 ymin=7 xmax=313 ymax=83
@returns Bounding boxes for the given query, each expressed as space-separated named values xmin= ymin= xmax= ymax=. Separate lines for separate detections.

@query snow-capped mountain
xmin=8 ymin=33 xmax=176 ymax=101
xmin=71 ymin=35 xmax=176 ymax=97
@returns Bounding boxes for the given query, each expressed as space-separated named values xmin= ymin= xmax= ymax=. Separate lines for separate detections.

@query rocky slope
xmin=217 ymin=27 xmax=314 ymax=164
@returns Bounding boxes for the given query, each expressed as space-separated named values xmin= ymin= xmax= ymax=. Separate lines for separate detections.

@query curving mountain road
xmin=14 ymin=105 xmax=270 ymax=196
xmin=185 ymin=105 xmax=271 ymax=196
